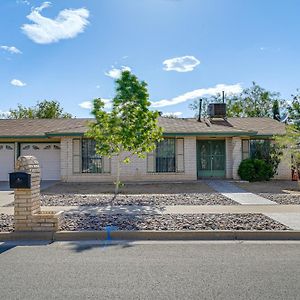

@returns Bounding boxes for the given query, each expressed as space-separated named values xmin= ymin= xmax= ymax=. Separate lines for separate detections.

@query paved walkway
xmin=207 ymin=180 xmax=300 ymax=230
xmin=0 ymin=191 xmax=14 ymax=207
xmin=206 ymin=180 xmax=277 ymax=205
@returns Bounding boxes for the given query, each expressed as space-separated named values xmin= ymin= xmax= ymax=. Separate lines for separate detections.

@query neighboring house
xmin=0 ymin=117 xmax=289 ymax=182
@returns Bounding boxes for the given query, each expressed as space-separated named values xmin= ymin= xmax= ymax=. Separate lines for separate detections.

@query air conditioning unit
xmin=207 ymin=103 xmax=227 ymax=118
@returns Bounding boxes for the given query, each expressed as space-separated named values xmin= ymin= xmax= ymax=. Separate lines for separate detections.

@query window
xmin=155 ymin=139 xmax=176 ymax=172
xmin=242 ymin=140 xmax=250 ymax=160
xmin=81 ymin=139 xmax=103 ymax=173
xmin=147 ymin=138 xmax=184 ymax=173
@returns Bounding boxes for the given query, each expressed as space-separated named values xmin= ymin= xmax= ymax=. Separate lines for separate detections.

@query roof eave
xmin=163 ymin=131 xmax=258 ymax=137
xmin=45 ymin=132 xmax=85 ymax=137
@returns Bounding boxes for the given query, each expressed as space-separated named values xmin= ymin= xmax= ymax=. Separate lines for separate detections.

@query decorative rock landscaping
xmin=258 ymin=193 xmax=300 ymax=205
xmin=0 ymin=214 xmax=14 ymax=232
xmin=60 ymin=213 xmax=289 ymax=231
xmin=39 ymin=193 xmax=238 ymax=207
xmin=0 ymin=212 xmax=290 ymax=232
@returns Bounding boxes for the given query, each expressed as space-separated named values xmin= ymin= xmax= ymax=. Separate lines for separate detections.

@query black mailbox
xmin=9 ymin=172 xmax=31 ymax=189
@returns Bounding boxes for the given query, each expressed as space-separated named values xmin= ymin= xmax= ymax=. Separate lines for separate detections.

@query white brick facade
xmin=50 ymin=135 xmax=292 ymax=182
xmin=61 ymin=136 xmax=197 ymax=182
xmin=225 ymin=138 xmax=233 ymax=179
xmin=275 ymin=149 xmax=291 ymax=180
xmin=231 ymin=137 xmax=242 ymax=180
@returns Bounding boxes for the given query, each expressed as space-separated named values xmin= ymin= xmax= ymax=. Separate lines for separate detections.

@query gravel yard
xmin=0 ymin=213 xmax=290 ymax=232
xmin=234 ymin=180 xmax=300 ymax=205
xmin=39 ymin=193 xmax=238 ymax=207
xmin=258 ymin=193 xmax=300 ymax=205
xmin=60 ymin=213 xmax=290 ymax=231
xmin=0 ymin=214 xmax=14 ymax=232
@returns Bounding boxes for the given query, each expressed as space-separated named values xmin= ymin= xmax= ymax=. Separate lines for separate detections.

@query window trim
xmin=241 ymin=139 xmax=250 ymax=160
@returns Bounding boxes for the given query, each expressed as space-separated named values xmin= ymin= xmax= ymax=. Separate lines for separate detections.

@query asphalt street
xmin=0 ymin=241 xmax=299 ymax=300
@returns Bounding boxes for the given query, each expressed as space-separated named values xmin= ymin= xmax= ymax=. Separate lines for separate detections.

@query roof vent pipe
xmin=198 ymin=98 xmax=202 ymax=122
xmin=222 ymin=91 xmax=225 ymax=103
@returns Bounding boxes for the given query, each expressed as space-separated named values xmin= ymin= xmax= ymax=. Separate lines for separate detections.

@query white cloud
xmin=35 ymin=1 xmax=51 ymax=12
xmin=79 ymin=99 xmax=112 ymax=110
xmin=21 ymin=2 xmax=90 ymax=44
xmin=10 ymin=79 xmax=27 ymax=87
xmin=162 ymin=112 xmax=183 ymax=117
xmin=16 ymin=0 xmax=30 ymax=5
xmin=0 ymin=110 xmax=10 ymax=118
xmin=0 ymin=46 xmax=22 ymax=54
xmin=163 ymin=55 xmax=200 ymax=72
xmin=151 ymin=83 xmax=242 ymax=108
xmin=79 ymin=101 xmax=93 ymax=109
xmin=105 ymin=66 xmax=131 ymax=79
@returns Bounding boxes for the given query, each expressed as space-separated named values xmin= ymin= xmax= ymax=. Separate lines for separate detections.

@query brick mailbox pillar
xmin=13 ymin=156 xmax=63 ymax=232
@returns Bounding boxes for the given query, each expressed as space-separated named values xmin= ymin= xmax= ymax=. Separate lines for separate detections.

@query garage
xmin=21 ymin=143 xmax=61 ymax=180
xmin=0 ymin=144 xmax=15 ymax=181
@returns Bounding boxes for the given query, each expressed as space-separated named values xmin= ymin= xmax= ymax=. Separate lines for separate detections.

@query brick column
xmin=14 ymin=156 xmax=41 ymax=231
xmin=14 ymin=156 xmax=63 ymax=232
xmin=232 ymin=137 xmax=242 ymax=180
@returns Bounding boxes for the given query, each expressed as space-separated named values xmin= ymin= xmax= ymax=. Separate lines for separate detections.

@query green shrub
xmin=238 ymin=158 xmax=272 ymax=182
xmin=250 ymin=140 xmax=282 ymax=178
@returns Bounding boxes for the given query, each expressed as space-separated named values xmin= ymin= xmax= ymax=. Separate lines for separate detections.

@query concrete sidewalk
xmin=1 ymin=204 xmax=300 ymax=215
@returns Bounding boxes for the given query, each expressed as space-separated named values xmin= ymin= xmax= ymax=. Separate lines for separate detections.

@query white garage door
xmin=0 ymin=144 xmax=15 ymax=181
xmin=21 ymin=143 xmax=61 ymax=180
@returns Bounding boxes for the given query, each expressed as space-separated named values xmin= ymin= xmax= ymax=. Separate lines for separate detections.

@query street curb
xmin=1 ymin=230 xmax=300 ymax=241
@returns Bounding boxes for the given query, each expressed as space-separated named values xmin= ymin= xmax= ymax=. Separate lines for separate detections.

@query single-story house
xmin=0 ymin=117 xmax=289 ymax=182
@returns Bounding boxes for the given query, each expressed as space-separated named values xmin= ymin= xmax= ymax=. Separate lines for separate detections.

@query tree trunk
xmin=115 ymin=155 xmax=121 ymax=195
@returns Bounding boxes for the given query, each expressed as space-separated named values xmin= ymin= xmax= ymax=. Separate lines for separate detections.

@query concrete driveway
xmin=0 ymin=180 xmax=59 ymax=191
xmin=0 ymin=181 xmax=59 ymax=207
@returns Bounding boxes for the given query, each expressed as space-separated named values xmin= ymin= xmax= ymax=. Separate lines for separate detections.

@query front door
xmin=197 ymin=140 xmax=225 ymax=178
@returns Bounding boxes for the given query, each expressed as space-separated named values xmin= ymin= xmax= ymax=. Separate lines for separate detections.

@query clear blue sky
xmin=1 ymin=0 xmax=300 ymax=118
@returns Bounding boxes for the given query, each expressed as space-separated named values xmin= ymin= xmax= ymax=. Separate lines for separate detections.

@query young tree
xmin=5 ymin=100 xmax=72 ymax=119
xmin=86 ymin=71 xmax=163 ymax=194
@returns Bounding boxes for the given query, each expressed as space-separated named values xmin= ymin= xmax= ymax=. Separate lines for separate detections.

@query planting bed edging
xmin=1 ymin=230 xmax=300 ymax=241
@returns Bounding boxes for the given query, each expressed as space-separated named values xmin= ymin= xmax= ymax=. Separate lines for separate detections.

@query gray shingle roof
xmin=0 ymin=117 xmax=286 ymax=138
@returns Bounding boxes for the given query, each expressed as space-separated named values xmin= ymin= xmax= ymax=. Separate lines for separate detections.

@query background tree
xmin=189 ymin=82 xmax=284 ymax=118
xmin=4 ymin=100 xmax=72 ymax=119
xmin=86 ymin=71 xmax=163 ymax=194
xmin=237 ymin=82 xmax=282 ymax=117
xmin=287 ymin=89 xmax=300 ymax=128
